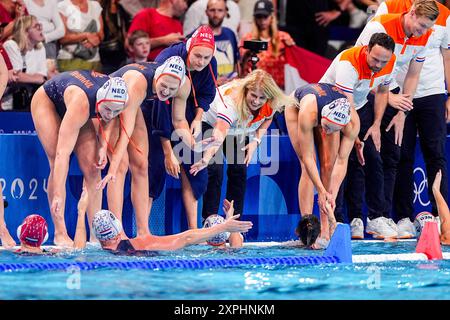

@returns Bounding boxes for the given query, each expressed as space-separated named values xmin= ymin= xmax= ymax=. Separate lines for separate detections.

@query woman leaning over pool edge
xmin=30 ymin=71 xmax=128 ymax=247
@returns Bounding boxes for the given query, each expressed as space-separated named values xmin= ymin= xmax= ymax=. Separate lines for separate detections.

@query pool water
xmin=1 ymin=241 xmax=450 ymax=300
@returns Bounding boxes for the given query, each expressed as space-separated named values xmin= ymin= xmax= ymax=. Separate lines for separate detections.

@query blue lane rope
xmin=0 ymin=224 xmax=353 ymax=272
xmin=0 ymin=256 xmax=341 ymax=272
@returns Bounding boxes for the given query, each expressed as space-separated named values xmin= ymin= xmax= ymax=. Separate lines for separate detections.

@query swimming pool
xmin=1 ymin=240 xmax=450 ymax=300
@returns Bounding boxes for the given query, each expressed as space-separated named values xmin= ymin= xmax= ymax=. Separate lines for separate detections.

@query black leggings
xmin=201 ymin=122 xmax=248 ymax=220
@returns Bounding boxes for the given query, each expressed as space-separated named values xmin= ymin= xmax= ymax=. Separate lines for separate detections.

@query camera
xmin=243 ymin=40 xmax=268 ymax=52
xmin=243 ymin=40 xmax=268 ymax=71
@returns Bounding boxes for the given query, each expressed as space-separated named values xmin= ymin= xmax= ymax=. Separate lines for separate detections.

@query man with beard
xmin=205 ymin=0 xmax=239 ymax=85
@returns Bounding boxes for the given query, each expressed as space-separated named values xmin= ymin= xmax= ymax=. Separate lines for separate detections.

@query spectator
xmin=240 ymin=0 xmax=294 ymax=90
xmin=23 ymin=0 xmax=64 ymax=61
xmin=127 ymin=29 xmax=150 ymax=63
xmin=127 ymin=0 xmax=187 ymax=61
xmin=315 ymin=0 xmax=368 ymax=57
xmin=315 ymin=0 xmax=367 ymax=29
xmin=0 ymin=43 xmax=19 ymax=96
xmin=237 ymin=0 xmax=257 ymax=39
xmin=57 ymin=0 xmax=104 ymax=72
xmin=0 ymin=0 xmax=27 ymax=43
xmin=206 ymin=0 xmax=239 ymax=85
xmin=2 ymin=15 xmax=47 ymax=110
xmin=284 ymin=0 xmax=328 ymax=56
xmin=183 ymin=0 xmax=241 ymax=37
xmin=98 ymin=0 xmax=130 ymax=74
xmin=120 ymin=0 xmax=160 ymax=18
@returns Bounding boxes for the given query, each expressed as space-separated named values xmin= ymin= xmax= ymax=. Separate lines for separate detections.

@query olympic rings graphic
xmin=413 ymin=167 xmax=430 ymax=207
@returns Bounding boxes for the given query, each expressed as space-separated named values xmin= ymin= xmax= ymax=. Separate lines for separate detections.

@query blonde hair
xmin=251 ymin=12 xmax=281 ymax=57
xmin=230 ymin=69 xmax=298 ymax=129
xmin=12 ymin=15 xmax=43 ymax=53
xmin=412 ymin=0 xmax=439 ymax=21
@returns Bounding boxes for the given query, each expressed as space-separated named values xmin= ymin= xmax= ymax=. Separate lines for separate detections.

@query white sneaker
xmin=382 ymin=217 xmax=400 ymax=237
xmin=350 ymin=218 xmax=364 ymax=239
xmin=397 ymin=218 xmax=416 ymax=239
xmin=366 ymin=217 xmax=398 ymax=239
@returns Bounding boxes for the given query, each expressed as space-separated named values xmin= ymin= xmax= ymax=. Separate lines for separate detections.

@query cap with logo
xmin=17 ymin=214 xmax=49 ymax=247
xmin=92 ymin=209 xmax=123 ymax=241
xmin=253 ymin=0 xmax=274 ymax=16
xmin=155 ymin=55 xmax=187 ymax=86
xmin=96 ymin=77 xmax=129 ymax=120
xmin=186 ymin=25 xmax=216 ymax=54
xmin=321 ymin=97 xmax=351 ymax=127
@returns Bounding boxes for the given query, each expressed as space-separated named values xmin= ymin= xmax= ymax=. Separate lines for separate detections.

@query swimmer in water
xmin=431 ymin=170 xmax=450 ymax=245
xmin=295 ymin=201 xmax=336 ymax=250
xmin=92 ymin=199 xmax=253 ymax=254
xmin=14 ymin=187 xmax=89 ymax=255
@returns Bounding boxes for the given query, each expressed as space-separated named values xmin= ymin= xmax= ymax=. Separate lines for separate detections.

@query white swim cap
xmin=414 ymin=212 xmax=435 ymax=238
xmin=92 ymin=210 xmax=123 ymax=241
xmin=203 ymin=214 xmax=230 ymax=246
xmin=321 ymin=97 xmax=351 ymax=127
xmin=154 ymin=56 xmax=186 ymax=86
xmin=96 ymin=77 xmax=129 ymax=121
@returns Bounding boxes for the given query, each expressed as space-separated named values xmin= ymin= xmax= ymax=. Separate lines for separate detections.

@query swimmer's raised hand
xmin=432 ymin=170 xmax=442 ymax=194
xmin=223 ymin=215 xmax=253 ymax=233
xmin=96 ymin=173 xmax=116 ymax=190
xmin=77 ymin=187 xmax=88 ymax=214
xmin=222 ymin=199 xmax=235 ymax=219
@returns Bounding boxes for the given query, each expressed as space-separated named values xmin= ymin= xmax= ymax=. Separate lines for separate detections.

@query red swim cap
xmin=186 ymin=25 xmax=215 ymax=52
xmin=17 ymin=214 xmax=48 ymax=247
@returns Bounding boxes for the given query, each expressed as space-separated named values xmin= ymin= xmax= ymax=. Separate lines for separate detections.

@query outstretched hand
xmin=385 ymin=111 xmax=406 ymax=146
xmin=190 ymin=158 xmax=209 ymax=176
xmin=222 ymin=199 xmax=235 ymax=219
xmin=77 ymin=186 xmax=89 ymax=214
xmin=432 ymin=169 xmax=442 ymax=194
xmin=223 ymin=215 xmax=253 ymax=233
xmin=96 ymin=173 xmax=116 ymax=190
xmin=95 ymin=147 xmax=108 ymax=170
xmin=190 ymin=119 xmax=202 ymax=139
xmin=325 ymin=201 xmax=337 ymax=238
xmin=355 ymin=140 xmax=365 ymax=166
xmin=192 ymin=136 xmax=221 ymax=153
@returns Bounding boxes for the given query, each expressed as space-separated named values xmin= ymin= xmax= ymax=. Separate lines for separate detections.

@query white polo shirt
xmin=375 ymin=0 xmax=450 ymax=98
xmin=355 ymin=13 xmax=432 ymax=91
xmin=320 ymin=45 xmax=396 ymax=110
